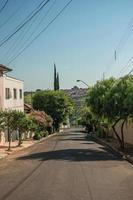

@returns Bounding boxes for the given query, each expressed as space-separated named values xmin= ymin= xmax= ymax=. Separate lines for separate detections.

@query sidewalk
xmin=92 ymin=134 xmax=133 ymax=164
xmin=0 ymin=132 xmax=58 ymax=160
xmin=0 ymin=139 xmax=38 ymax=159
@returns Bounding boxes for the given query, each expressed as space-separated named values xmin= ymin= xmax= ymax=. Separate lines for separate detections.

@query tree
xmin=56 ymin=72 xmax=59 ymax=90
xmin=12 ymin=111 xmax=30 ymax=146
xmin=2 ymin=110 xmax=18 ymax=151
xmin=86 ymin=75 xmax=133 ymax=149
xmin=78 ymin=106 xmax=95 ymax=133
xmin=33 ymin=90 xmax=74 ymax=131
xmin=86 ymin=78 xmax=116 ymax=118
xmin=0 ymin=111 xmax=5 ymax=132
xmin=54 ymin=63 xmax=59 ymax=91
xmin=104 ymin=75 xmax=133 ymax=148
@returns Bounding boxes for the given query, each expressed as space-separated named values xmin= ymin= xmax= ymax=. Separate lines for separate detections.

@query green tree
xmin=54 ymin=63 xmax=57 ymax=90
xmin=86 ymin=75 xmax=133 ymax=149
xmin=104 ymin=75 xmax=133 ymax=148
xmin=78 ymin=106 xmax=96 ymax=132
xmin=0 ymin=111 xmax=5 ymax=132
xmin=2 ymin=110 xmax=18 ymax=151
xmin=86 ymin=78 xmax=116 ymax=118
xmin=33 ymin=90 xmax=74 ymax=131
xmin=56 ymin=72 xmax=59 ymax=90
xmin=54 ymin=63 xmax=59 ymax=91
xmin=12 ymin=111 xmax=30 ymax=146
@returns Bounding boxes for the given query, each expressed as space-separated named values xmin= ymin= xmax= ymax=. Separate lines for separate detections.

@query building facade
xmin=0 ymin=65 xmax=24 ymax=111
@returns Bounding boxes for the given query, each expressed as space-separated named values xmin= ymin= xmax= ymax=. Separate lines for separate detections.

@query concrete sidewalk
xmin=92 ymin=134 xmax=133 ymax=165
xmin=0 ymin=132 xmax=58 ymax=160
xmin=0 ymin=139 xmax=38 ymax=159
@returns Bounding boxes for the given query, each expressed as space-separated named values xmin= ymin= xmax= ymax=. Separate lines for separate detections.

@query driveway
xmin=0 ymin=128 xmax=133 ymax=200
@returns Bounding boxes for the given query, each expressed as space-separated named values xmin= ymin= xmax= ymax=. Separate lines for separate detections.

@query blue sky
xmin=1 ymin=0 xmax=133 ymax=90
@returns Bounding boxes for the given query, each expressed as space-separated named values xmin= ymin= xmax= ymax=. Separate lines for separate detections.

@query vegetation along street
xmin=0 ymin=1 xmax=133 ymax=200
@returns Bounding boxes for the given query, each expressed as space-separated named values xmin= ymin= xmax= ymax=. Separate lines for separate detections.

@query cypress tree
xmin=54 ymin=63 xmax=57 ymax=91
xmin=54 ymin=63 xmax=60 ymax=90
xmin=56 ymin=73 xmax=60 ymax=90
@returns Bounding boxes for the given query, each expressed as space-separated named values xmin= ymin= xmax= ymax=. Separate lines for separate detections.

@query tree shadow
xmin=58 ymin=133 xmax=82 ymax=137
xmin=59 ymin=133 xmax=91 ymax=142
xmin=82 ymin=142 xmax=95 ymax=145
xmin=17 ymin=147 xmax=122 ymax=162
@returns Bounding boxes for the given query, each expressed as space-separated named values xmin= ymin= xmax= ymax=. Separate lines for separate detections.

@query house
xmin=0 ymin=64 xmax=24 ymax=111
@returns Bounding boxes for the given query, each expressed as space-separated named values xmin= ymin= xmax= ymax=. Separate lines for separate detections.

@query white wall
xmin=0 ymin=76 xmax=4 ymax=108
xmin=0 ymin=75 xmax=24 ymax=111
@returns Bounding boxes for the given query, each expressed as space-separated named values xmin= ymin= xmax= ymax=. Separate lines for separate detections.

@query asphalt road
xmin=0 ymin=128 xmax=133 ymax=200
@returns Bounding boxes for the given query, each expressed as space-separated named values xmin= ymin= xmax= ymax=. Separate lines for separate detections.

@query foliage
xmin=28 ymin=111 xmax=53 ymax=133
xmin=12 ymin=111 xmax=30 ymax=146
xmin=0 ymin=110 xmax=19 ymax=150
xmin=85 ymin=75 xmax=133 ymax=149
xmin=86 ymin=78 xmax=116 ymax=118
xmin=33 ymin=132 xmax=42 ymax=140
xmin=41 ymin=131 xmax=49 ymax=137
xmin=33 ymin=90 xmax=74 ymax=131
xmin=0 ymin=111 xmax=5 ymax=131
xmin=54 ymin=63 xmax=59 ymax=91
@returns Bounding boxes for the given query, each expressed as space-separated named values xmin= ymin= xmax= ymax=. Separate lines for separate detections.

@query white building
xmin=0 ymin=64 xmax=24 ymax=111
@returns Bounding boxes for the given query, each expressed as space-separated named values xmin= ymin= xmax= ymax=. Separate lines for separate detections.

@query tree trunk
xmin=121 ymin=119 xmax=126 ymax=149
xmin=18 ymin=130 xmax=22 ymax=146
xmin=7 ymin=127 xmax=11 ymax=151
xmin=53 ymin=121 xmax=55 ymax=133
xmin=112 ymin=118 xmax=122 ymax=148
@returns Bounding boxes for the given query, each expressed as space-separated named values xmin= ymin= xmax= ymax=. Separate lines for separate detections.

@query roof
xmin=0 ymin=64 xmax=12 ymax=73
xmin=24 ymin=103 xmax=33 ymax=113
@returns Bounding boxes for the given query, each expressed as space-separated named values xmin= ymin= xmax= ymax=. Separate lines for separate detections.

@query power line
xmin=0 ymin=1 xmax=23 ymax=30
xmin=0 ymin=0 xmax=9 ymax=14
xmin=3 ymin=0 xmax=57 ymax=63
xmin=117 ymin=56 xmax=133 ymax=77
xmin=104 ymin=15 xmax=133 ymax=77
xmin=7 ymin=0 xmax=73 ymax=65
xmin=0 ymin=0 xmax=51 ymax=48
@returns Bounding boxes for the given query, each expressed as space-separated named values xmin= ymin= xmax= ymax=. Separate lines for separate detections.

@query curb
xmin=0 ymin=132 xmax=60 ymax=160
xmin=91 ymin=135 xmax=133 ymax=165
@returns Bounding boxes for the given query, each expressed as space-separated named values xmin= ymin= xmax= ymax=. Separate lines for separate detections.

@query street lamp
xmin=76 ymin=79 xmax=89 ymax=87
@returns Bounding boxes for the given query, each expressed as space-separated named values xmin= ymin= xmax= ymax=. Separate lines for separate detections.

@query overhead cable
xmin=7 ymin=0 xmax=73 ymax=65
xmin=0 ymin=0 xmax=50 ymax=48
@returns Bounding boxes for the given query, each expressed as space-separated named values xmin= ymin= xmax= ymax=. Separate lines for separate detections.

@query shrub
xmin=46 ymin=126 xmax=53 ymax=134
xmin=33 ymin=132 xmax=42 ymax=140
xmin=42 ymin=131 xmax=49 ymax=137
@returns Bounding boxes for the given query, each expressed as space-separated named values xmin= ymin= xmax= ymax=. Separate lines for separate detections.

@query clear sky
xmin=1 ymin=0 xmax=133 ymax=90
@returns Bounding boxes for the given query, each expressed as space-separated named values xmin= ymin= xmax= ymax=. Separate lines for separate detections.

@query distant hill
xmin=62 ymin=86 xmax=88 ymax=125
xmin=62 ymin=86 xmax=88 ymax=99
xmin=24 ymin=86 xmax=88 ymax=107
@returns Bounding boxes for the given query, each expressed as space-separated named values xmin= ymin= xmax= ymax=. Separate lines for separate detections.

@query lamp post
xmin=76 ymin=79 xmax=89 ymax=87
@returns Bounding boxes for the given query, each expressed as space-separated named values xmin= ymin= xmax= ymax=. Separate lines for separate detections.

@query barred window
xmin=5 ymin=88 xmax=12 ymax=99
xmin=13 ymin=88 xmax=17 ymax=99
xmin=19 ymin=89 xmax=22 ymax=99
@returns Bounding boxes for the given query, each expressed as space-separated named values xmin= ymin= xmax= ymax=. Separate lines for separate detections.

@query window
xmin=19 ymin=89 xmax=22 ymax=99
xmin=13 ymin=88 xmax=17 ymax=99
xmin=5 ymin=88 xmax=11 ymax=99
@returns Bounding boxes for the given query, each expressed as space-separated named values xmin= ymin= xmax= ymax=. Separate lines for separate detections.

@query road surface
xmin=0 ymin=128 xmax=133 ymax=200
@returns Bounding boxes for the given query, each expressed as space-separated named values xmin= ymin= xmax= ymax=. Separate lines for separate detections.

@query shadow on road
xmin=17 ymin=147 xmax=122 ymax=162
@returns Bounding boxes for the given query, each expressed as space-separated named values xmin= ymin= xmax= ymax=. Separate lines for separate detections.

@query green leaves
xmin=33 ymin=90 xmax=74 ymax=131
xmin=86 ymin=77 xmax=116 ymax=119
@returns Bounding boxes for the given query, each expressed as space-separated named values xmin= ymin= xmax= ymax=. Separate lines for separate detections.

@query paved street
xmin=0 ymin=128 xmax=133 ymax=200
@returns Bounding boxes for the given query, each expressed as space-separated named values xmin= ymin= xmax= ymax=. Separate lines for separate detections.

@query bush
xmin=33 ymin=132 xmax=42 ymax=140
xmin=46 ymin=126 xmax=53 ymax=134
xmin=41 ymin=131 xmax=49 ymax=137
